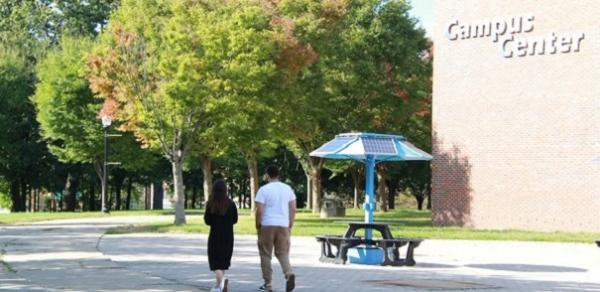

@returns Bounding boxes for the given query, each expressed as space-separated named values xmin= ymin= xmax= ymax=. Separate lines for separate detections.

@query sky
xmin=408 ymin=0 xmax=434 ymax=37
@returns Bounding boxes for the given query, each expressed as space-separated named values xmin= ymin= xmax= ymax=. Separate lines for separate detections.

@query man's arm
xmin=288 ymin=200 xmax=296 ymax=229
xmin=255 ymin=202 xmax=264 ymax=230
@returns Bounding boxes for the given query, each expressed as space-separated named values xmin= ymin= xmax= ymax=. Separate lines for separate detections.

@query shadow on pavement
xmin=466 ymin=263 xmax=587 ymax=273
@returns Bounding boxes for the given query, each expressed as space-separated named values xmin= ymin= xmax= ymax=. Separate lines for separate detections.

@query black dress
xmin=204 ymin=200 xmax=238 ymax=271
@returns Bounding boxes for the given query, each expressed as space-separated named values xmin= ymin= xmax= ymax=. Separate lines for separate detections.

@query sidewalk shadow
xmin=467 ymin=263 xmax=587 ymax=273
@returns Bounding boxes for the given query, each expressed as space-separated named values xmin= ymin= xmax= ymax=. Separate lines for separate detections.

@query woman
xmin=204 ymin=180 xmax=238 ymax=292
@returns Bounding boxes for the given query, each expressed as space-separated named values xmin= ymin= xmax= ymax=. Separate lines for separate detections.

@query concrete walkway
xmin=1 ymin=216 xmax=600 ymax=291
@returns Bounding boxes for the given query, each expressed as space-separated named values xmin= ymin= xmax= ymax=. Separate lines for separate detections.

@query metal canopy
xmin=310 ymin=132 xmax=433 ymax=162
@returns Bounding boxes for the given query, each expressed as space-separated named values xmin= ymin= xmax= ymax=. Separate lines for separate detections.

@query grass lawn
xmin=106 ymin=208 xmax=600 ymax=243
xmin=0 ymin=210 xmax=174 ymax=225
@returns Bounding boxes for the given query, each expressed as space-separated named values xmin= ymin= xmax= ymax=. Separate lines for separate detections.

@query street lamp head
xmin=101 ymin=115 xmax=112 ymax=128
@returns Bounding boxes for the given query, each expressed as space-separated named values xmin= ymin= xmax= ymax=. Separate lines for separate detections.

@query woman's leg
xmin=214 ymin=269 xmax=224 ymax=288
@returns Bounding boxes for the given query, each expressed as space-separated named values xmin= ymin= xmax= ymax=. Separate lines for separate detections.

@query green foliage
xmin=33 ymin=37 xmax=101 ymax=163
xmin=53 ymin=0 xmax=119 ymax=37
xmin=200 ymin=1 xmax=282 ymax=160
xmin=0 ymin=176 xmax=10 ymax=209
xmin=0 ymin=47 xmax=55 ymax=211
xmin=0 ymin=48 xmax=37 ymax=176
xmin=0 ymin=0 xmax=117 ymax=50
xmin=275 ymin=0 xmax=430 ymax=154
xmin=0 ymin=0 xmax=55 ymax=53
xmin=33 ymin=36 xmax=157 ymax=174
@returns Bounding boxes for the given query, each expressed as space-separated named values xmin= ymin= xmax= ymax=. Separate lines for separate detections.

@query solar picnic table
xmin=316 ymin=221 xmax=423 ymax=266
xmin=310 ymin=132 xmax=432 ymax=266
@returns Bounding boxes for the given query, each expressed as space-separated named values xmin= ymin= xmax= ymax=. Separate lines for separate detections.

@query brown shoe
xmin=221 ymin=278 xmax=228 ymax=292
xmin=286 ymin=273 xmax=295 ymax=292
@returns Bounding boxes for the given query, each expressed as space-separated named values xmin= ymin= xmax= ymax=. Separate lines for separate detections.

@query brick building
xmin=432 ymin=0 xmax=600 ymax=232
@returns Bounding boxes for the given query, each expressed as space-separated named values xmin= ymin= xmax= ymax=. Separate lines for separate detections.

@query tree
xmin=0 ymin=0 xmax=55 ymax=53
xmin=272 ymin=0 xmax=430 ymax=213
xmin=53 ymin=0 xmax=119 ymax=37
xmin=32 ymin=36 xmax=157 ymax=211
xmin=0 ymin=48 xmax=52 ymax=211
xmin=88 ymin=0 xmax=188 ymax=224
xmin=204 ymin=1 xmax=283 ymax=212
xmin=1 ymin=0 xmax=123 ymax=212
xmin=90 ymin=0 xmax=251 ymax=224
xmin=267 ymin=0 xmax=341 ymax=213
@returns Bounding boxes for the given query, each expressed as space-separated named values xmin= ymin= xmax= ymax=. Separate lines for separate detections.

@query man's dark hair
xmin=265 ymin=165 xmax=280 ymax=179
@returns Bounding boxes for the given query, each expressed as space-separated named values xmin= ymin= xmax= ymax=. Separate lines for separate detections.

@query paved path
xmin=1 ymin=217 xmax=600 ymax=291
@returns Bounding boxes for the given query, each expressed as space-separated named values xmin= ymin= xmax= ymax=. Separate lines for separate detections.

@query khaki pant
xmin=258 ymin=226 xmax=292 ymax=284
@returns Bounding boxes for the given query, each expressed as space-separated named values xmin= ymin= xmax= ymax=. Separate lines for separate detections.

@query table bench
xmin=316 ymin=236 xmax=363 ymax=264
xmin=316 ymin=222 xmax=423 ymax=266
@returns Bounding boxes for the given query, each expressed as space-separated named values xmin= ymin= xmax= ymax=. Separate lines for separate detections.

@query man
xmin=255 ymin=165 xmax=296 ymax=292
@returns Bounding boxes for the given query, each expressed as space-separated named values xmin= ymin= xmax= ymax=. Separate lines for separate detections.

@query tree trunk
xmin=125 ymin=176 xmax=133 ymax=210
xmin=388 ymin=185 xmax=395 ymax=210
xmin=416 ymin=193 xmax=424 ymax=210
xmin=247 ymin=157 xmax=259 ymax=212
xmin=376 ymin=166 xmax=388 ymax=212
xmin=35 ymin=189 xmax=40 ymax=212
xmin=201 ymin=155 xmax=212 ymax=208
xmin=351 ymin=167 xmax=360 ymax=209
xmin=238 ymin=180 xmax=243 ymax=208
xmin=184 ymin=186 xmax=188 ymax=209
xmin=426 ymin=183 xmax=432 ymax=210
xmin=309 ymin=157 xmax=324 ymax=214
xmin=33 ymin=189 xmax=37 ymax=212
xmin=29 ymin=188 xmax=34 ymax=212
xmin=191 ymin=184 xmax=197 ymax=209
xmin=387 ymin=179 xmax=398 ymax=210
xmin=305 ymin=173 xmax=312 ymax=210
xmin=172 ymin=158 xmax=187 ymax=225
xmin=152 ymin=182 xmax=163 ymax=210
xmin=114 ymin=173 xmax=125 ymax=211
xmin=240 ymin=177 xmax=248 ymax=208
xmin=144 ymin=185 xmax=150 ymax=210
xmin=89 ymin=180 xmax=96 ymax=211
xmin=19 ymin=179 xmax=27 ymax=212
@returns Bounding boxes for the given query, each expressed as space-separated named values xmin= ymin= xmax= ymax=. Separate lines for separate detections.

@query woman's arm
xmin=232 ymin=202 xmax=238 ymax=225
xmin=203 ymin=204 xmax=212 ymax=226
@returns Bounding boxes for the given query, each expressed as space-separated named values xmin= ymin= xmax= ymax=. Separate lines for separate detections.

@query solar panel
xmin=315 ymin=136 xmax=355 ymax=153
xmin=362 ymin=137 xmax=397 ymax=155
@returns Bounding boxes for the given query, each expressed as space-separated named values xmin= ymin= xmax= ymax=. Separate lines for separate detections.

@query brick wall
xmin=432 ymin=0 xmax=600 ymax=232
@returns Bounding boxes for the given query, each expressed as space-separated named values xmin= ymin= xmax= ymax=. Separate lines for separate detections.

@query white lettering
xmin=472 ymin=21 xmax=492 ymax=38
xmin=559 ymin=36 xmax=573 ymax=53
xmin=460 ymin=24 xmax=471 ymax=39
xmin=492 ymin=19 xmax=507 ymax=42
xmin=516 ymin=39 xmax=528 ymax=56
xmin=502 ymin=36 xmax=514 ymax=58
xmin=445 ymin=15 xmax=586 ymax=59
xmin=446 ymin=19 xmax=459 ymax=40
xmin=527 ymin=36 xmax=545 ymax=55
xmin=573 ymin=32 xmax=585 ymax=52
xmin=523 ymin=15 xmax=535 ymax=32
xmin=509 ymin=16 xmax=523 ymax=34
xmin=548 ymin=33 xmax=558 ymax=54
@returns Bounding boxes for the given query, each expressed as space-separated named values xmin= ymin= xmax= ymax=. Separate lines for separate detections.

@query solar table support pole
xmin=363 ymin=155 xmax=376 ymax=240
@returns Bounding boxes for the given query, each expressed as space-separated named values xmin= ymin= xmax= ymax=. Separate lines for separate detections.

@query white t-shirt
xmin=255 ymin=181 xmax=296 ymax=227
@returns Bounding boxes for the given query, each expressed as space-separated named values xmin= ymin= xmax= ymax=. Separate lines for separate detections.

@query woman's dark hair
xmin=208 ymin=179 xmax=229 ymax=216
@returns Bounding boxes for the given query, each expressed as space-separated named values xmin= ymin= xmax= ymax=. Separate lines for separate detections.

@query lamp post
xmin=101 ymin=115 xmax=112 ymax=213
